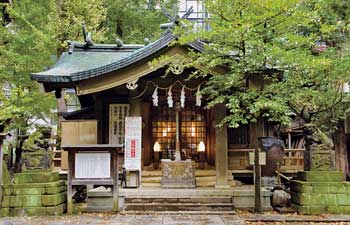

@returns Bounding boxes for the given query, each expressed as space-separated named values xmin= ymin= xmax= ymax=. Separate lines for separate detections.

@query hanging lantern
xmin=196 ymin=85 xmax=202 ymax=107
xmin=180 ymin=86 xmax=186 ymax=108
xmin=167 ymin=87 xmax=173 ymax=108
xmin=152 ymin=87 xmax=158 ymax=106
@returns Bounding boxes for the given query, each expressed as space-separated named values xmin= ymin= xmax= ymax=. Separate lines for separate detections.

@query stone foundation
xmin=291 ymin=171 xmax=350 ymax=214
xmin=0 ymin=171 xmax=66 ymax=216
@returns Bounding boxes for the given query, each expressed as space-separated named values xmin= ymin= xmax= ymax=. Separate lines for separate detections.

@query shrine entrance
xmin=152 ymin=103 xmax=207 ymax=162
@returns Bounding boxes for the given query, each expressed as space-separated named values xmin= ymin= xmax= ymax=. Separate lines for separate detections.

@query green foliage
xmin=105 ymin=0 xmax=178 ymax=43
xmin=177 ymin=0 xmax=350 ymax=131
xmin=0 ymin=0 xmax=107 ymax=132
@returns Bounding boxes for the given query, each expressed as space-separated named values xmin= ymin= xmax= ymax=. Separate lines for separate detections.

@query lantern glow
xmin=198 ymin=141 xmax=205 ymax=152
xmin=153 ymin=141 xmax=161 ymax=152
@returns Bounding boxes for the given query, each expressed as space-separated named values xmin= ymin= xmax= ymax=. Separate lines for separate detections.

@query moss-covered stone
xmin=297 ymin=171 xmax=343 ymax=182
xmin=292 ymin=203 xmax=327 ymax=214
xmin=3 ymin=183 xmax=66 ymax=196
xmin=291 ymin=171 xmax=350 ymax=215
xmin=42 ymin=192 xmax=66 ymax=206
xmin=291 ymin=191 xmax=337 ymax=205
xmin=290 ymin=180 xmax=350 ymax=194
xmin=14 ymin=171 xmax=59 ymax=184
xmin=3 ymin=180 xmax=65 ymax=189
xmin=2 ymin=192 xmax=66 ymax=208
xmin=2 ymin=160 xmax=10 ymax=185
xmin=0 ymin=204 xmax=65 ymax=217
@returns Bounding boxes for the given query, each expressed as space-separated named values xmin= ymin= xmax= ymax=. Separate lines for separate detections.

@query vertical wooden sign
xmin=109 ymin=104 xmax=130 ymax=145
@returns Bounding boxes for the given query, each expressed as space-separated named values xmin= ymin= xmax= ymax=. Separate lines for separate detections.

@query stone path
xmin=0 ymin=213 xmax=350 ymax=225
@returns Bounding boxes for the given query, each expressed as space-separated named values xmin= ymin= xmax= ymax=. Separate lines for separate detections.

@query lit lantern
xmin=198 ymin=141 xmax=205 ymax=152
xmin=153 ymin=141 xmax=161 ymax=152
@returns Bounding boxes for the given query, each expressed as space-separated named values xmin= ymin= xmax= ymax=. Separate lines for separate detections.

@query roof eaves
xmin=30 ymin=73 xmax=72 ymax=83
xmin=69 ymin=32 xmax=177 ymax=81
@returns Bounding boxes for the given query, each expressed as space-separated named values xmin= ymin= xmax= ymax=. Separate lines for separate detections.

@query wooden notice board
xmin=61 ymin=120 xmax=97 ymax=145
xmin=61 ymin=120 xmax=97 ymax=170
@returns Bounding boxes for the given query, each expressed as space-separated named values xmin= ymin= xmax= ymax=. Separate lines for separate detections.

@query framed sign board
xmin=109 ymin=104 xmax=130 ymax=145
xmin=75 ymin=153 xmax=111 ymax=178
xmin=124 ymin=117 xmax=142 ymax=171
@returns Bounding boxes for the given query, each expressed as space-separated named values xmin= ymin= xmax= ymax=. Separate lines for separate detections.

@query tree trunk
xmin=333 ymin=123 xmax=349 ymax=179
xmin=14 ymin=135 xmax=28 ymax=173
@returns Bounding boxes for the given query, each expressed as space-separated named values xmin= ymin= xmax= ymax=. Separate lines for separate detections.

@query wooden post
xmin=67 ymin=151 xmax=75 ymax=215
xmin=112 ymin=150 xmax=119 ymax=212
xmin=254 ymin=147 xmax=262 ymax=213
xmin=0 ymin=134 xmax=6 ymax=208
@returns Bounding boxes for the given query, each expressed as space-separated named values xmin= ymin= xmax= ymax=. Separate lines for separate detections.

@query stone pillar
xmin=215 ymin=104 xmax=229 ymax=188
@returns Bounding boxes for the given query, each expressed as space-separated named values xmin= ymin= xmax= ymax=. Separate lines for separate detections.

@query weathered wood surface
xmin=62 ymin=144 xmax=122 ymax=151
xmin=61 ymin=120 xmax=98 ymax=145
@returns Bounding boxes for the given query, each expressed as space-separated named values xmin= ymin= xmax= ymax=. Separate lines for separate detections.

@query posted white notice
xmin=124 ymin=117 xmax=142 ymax=171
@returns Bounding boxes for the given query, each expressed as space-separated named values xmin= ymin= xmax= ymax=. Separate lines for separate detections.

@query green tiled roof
xmin=31 ymin=31 xmax=205 ymax=83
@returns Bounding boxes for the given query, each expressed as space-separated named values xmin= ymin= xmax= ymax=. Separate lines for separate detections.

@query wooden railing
xmin=228 ymin=148 xmax=305 ymax=174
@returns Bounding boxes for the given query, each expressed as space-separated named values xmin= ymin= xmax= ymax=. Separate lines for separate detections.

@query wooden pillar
xmin=130 ymin=98 xmax=142 ymax=117
xmin=112 ymin=150 xmax=119 ymax=212
xmin=67 ymin=151 xmax=75 ymax=215
xmin=141 ymin=102 xmax=152 ymax=166
xmin=215 ymin=104 xmax=229 ymax=188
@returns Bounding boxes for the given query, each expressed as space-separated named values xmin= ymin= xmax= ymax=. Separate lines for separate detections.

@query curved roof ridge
xmin=31 ymin=31 xmax=206 ymax=83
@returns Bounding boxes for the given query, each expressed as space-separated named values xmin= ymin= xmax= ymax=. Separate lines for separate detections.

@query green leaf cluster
xmin=178 ymin=0 xmax=350 ymax=132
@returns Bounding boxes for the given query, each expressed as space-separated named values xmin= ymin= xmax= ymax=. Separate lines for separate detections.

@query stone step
xmin=141 ymin=183 xmax=161 ymax=187
xmin=142 ymin=176 xmax=161 ymax=183
xmin=124 ymin=203 xmax=234 ymax=211
xmin=125 ymin=197 xmax=232 ymax=204
xmin=142 ymin=170 xmax=231 ymax=178
xmin=121 ymin=210 xmax=235 ymax=215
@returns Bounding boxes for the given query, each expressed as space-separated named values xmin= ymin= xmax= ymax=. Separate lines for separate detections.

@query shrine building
xmin=31 ymin=28 xmax=304 ymax=212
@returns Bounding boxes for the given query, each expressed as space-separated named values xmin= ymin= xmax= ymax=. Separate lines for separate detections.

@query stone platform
xmin=0 ymin=171 xmax=66 ymax=216
xmin=120 ymin=186 xmax=272 ymax=213
xmin=291 ymin=171 xmax=350 ymax=214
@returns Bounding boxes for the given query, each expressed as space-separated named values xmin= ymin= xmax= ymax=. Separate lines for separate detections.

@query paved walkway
xmin=1 ymin=213 xmax=350 ymax=225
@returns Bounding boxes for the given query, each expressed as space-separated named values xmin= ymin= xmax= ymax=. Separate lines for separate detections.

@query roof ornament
xmin=115 ymin=38 xmax=124 ymax=47
xmin=126 ymin=78 xmax=139 ymax=90
xmin=82 ymin=22 xmax=94 ymax=47
xmin=68 ymin=42 xmax=75 ymax=54
xmin=160 ymin=5 xmax=194 ymax=30
xmin=144 ymin=38 xmax=151 ymax=46
xmin=170 ymin=63 xmax=184 ymax=75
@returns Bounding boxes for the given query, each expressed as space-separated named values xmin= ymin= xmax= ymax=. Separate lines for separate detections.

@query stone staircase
xmin=141 ymin=170 xmax=235 ymax=188
xmin=122 ymin=188 xmax=235 ymax=214
xmin=121 ymin=170 xmax=235 ymax=214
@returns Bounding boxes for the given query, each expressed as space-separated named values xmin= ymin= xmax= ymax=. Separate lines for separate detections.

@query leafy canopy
xmin=177 ymin=0 xmax=350 ymax=131
xmin=0 ymin=0 xmax=180 ymax=132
